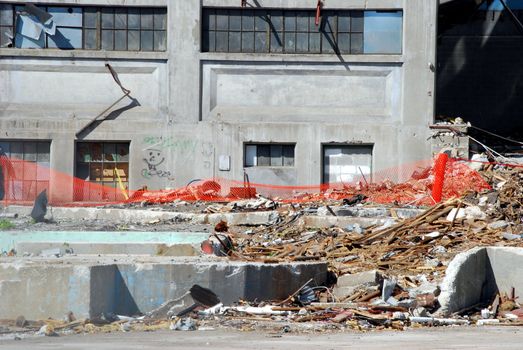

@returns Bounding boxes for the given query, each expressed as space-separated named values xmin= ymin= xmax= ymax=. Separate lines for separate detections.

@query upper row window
xmin=202 ymin=8 xmax=403 ymax=55
xmin=0 ymin=4 xmax=167 ymax=51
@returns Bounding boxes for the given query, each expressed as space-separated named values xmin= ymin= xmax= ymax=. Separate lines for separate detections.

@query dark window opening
xmin=244 ymin=143 xmax=295 ymax=167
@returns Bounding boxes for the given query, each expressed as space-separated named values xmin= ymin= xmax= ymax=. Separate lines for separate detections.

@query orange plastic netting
xmin=0 ymin=156 xmax=491 ymax=207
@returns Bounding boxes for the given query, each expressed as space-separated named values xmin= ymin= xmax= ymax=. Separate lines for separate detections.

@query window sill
xmin=0 ymin=48 xmax=168 ymax=60
xmin=200 ymin=52 xmax=404 ymax=64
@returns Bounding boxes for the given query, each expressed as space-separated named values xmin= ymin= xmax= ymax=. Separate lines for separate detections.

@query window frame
xmin=202 ymin=8 xmax=403 ymax=55
xmin=1 ymin=4 xmax=167 ymax=52
xmin=74 ymin=141 xmax=130 ymax=202
xmin=244 ymin=143 xmax=296 ymax=168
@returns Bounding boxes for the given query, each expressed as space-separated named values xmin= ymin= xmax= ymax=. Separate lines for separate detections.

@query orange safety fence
xmin=0 ymin=155 xmax=492 ymax=207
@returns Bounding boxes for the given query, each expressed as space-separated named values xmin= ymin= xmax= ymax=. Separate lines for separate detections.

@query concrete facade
xmin=0 ymin=0 xmax=438 ymax=199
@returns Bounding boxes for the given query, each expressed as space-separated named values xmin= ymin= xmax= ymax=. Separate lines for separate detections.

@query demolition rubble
xmin=1 ymin=158 xmax=523 ymax=338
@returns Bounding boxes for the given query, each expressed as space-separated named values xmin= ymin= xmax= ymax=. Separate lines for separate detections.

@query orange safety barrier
xmin=0 ymin=156 xmax=492 ymax=207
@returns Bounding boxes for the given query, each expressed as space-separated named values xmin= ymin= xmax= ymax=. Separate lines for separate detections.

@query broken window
xmin=202 ymin=8 xmax=402 ymax=55
xmin=2 ymin=3 xmax=167 ymax=51
xmin=75 ymin=142 xmax=129 ymax=201
xmin=244 ymin=144 xmax=295 ymax=167
xmin=0 ymin=140 xmax=51 ymax=201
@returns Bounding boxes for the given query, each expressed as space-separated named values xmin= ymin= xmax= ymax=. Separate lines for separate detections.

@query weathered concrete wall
xmin=0 ymin=256 xmax=328 ymax=320
xmin=0 ymin=0 xmax=437 ymax=191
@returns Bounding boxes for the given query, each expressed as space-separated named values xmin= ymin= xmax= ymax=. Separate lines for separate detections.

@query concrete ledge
xmin=15 ymin=242 xmax=199 ymax=256
xmin=3 ymin=205 xmax=279 ymax=226
xmin=0 ymin=256 xmax=328 ymax=320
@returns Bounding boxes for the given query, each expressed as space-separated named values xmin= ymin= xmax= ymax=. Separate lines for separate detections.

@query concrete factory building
xmin=0 ymin=0 xmax=437 ymax=199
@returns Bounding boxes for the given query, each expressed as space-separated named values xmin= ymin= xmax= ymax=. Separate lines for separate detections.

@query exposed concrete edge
xmin=3 ymin=205 xmax=279 ymax=226
xmin=15 ymin=242 xmax=200 ymax=256
xmin=5 ymin=205 xmax=407 ymax=228
xmin=438 ymin=246 xmax=488 ymax=316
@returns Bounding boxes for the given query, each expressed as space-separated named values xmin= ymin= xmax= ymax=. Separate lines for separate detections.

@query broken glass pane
xmin=141 ymin=8 xmax=154 ymax=29
xmin=102 ymin=30 xmax=114 ymax=50
xmin=114 ymin=30 xmax=127 ymax=50
xmin=101 ymin=8 xmax=114 ymax=29
xmin=153 ymin=30 xmax=166 ymax=51
xmin=114 ymin=8 xmax=127 ymax=29
xmin=128 ymin=30 xmax=140 ymax=50
xmin=140 ymin=30 xmax=153 ymax=51
xmin=154 ymin=8 xmax=167 ymax=30
xmin=128 ymin=8 xmax=140 ymax=29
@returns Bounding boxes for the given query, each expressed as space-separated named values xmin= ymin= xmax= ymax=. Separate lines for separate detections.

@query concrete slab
xmin=15 ymin=242 xmax=199 ymax=256
xmin=438 ymin=247 xmax=523 ymax=316
xmin=0 ymin=256 xmax=328 ymax=320
xmin=3 ymin=205 xmax=279 ymax=226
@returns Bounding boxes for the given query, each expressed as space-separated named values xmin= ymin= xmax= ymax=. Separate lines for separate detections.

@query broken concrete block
xmin=487 ymin=220 xmax=509 ymax=230
xmin=382 ymin=279 xmax=397 ymax=301
xmin=333 ymin=270 xmax=383 ymax=299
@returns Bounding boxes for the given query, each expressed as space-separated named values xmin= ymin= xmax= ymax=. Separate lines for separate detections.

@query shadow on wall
xmin=437 ymin=0 xmax=523 ymax=137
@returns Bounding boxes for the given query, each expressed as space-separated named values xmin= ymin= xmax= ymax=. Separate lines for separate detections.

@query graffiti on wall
xmin=141 ymin=136 xmax=214 ymax=179
xmin=143 ymin=136 xmax=213 ymax=158
xmin=141 ymin=148 xmax=172 ymax=179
